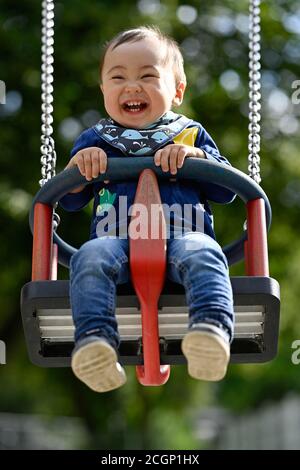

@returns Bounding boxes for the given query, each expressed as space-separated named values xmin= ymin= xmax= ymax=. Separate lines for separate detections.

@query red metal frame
xmin=129 ymin=169 xmax=170 ymax=386
xmin=32 ymin=202 xmax=53 ymax=281
xmin=244 ymin=239 xmax=249 ymax=274
xmin=245 ymin=198 xmax=269 ymax=276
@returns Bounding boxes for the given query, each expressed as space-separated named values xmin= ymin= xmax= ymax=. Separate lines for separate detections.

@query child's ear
xmin=100 ymin=83 xmax=104 ymax=94
xmin=172 ymin=81 xmax=186 ymax=107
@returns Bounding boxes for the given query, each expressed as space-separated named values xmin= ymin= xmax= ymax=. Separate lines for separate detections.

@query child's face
xmin=100 ymin=37 xmax=186 ymax=128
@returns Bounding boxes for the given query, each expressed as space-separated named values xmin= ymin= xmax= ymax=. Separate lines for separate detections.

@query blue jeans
xmin=69 ymin=232 xmax=234 ymax=347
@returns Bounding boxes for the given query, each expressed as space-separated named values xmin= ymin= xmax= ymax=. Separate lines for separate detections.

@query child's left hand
xmin=154 ymin=144 xmax=205 ymax=175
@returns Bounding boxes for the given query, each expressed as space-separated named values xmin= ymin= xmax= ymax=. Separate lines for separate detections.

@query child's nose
xmin=124 ymin=82 xmax=142 ymax=93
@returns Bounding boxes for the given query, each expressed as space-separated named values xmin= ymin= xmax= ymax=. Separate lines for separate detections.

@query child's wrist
xmin=190 ymin=148 xmax=206 ymax=159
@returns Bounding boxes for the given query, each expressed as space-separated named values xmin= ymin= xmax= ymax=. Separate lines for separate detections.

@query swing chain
xmin=40 ymin=0 xmax=57 ymax=187
xmin=248 ymin=0 xmax=261 ymax=184
xmin=53 ymin=212 xmax=61 ymax=232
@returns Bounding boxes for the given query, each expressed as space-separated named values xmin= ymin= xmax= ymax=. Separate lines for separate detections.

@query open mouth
xmin=122 ymin=101 xmax=148 ymax=113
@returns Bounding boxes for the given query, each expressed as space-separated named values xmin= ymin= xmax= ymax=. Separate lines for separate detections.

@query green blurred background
xmin=0 ymin=0 xmax=300 ymax=450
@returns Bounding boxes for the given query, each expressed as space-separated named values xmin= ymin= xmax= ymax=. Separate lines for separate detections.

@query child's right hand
xmin=65 ymin=147 xmax=108 ymax=193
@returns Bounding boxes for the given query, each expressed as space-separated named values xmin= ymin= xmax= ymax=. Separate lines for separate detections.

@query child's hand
xmin=66 ymin=147 xmax=108 ymax=180
xmin=65 ymin=147 xmax=108 ymax=193
xmin=154 ymin=144 xmax=205 ymax=175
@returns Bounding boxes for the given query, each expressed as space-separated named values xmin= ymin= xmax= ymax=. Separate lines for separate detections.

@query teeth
xmin=124 ymin=101 xmax=145 ymax=106
xmin=122 ymin=101 xmax=147 ymax=113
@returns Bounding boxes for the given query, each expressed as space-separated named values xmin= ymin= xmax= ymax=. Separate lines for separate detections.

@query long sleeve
xmin=195 ymin=125 xmax=232 ymax=166
xmin=194 ymin=125 xmax=236 ymax=204
xmin=59 ymin=129 xmax=101 ymax=212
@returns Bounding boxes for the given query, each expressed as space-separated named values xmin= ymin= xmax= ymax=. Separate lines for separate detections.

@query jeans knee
xmin=71 ymin=239 xmax=100 ymax=271
xmin=172 ymin=233 xmax=228 ymax=271
xmin=70 ymin=238 xmax=128 ymax=276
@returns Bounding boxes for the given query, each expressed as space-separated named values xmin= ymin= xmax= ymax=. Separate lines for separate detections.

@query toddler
xmin=59 ymin=25 xmax=235 ymax=392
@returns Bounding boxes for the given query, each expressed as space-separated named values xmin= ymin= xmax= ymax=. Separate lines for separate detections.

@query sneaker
xmin=71 ymin=336 xmax=127 ymax=392
xmin=181 ymin=323 xmax=230 ymax=382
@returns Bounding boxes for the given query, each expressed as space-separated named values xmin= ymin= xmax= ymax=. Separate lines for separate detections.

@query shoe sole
xmin=71 ymin=341 xmax=126 ymax=392
xmin=181 ymin=331 xmax=230 ymax=381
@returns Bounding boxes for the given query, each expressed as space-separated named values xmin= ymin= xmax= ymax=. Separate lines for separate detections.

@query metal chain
xmin=248 ymin=0 xmax=262 ymax=184
xmin=40 ymin=0 xmax=57 ymax=187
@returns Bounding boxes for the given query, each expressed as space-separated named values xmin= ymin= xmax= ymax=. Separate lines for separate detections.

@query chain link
xmin=40 ymin=0 xmax=57 ymax=187
xmin=248 ymin=0 xmax=262 ymax=184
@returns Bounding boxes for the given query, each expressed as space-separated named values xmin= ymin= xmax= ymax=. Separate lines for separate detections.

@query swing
xmin=21 ymin=0 xmax=280 ymax=385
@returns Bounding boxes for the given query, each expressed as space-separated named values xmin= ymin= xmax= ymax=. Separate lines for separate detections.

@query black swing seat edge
xmin=20 ymin=276 xmax=280 ymax=367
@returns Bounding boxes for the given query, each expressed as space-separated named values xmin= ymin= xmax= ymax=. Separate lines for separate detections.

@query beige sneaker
xmin=71 ymin=337 xmax=126 ymax=392
xmin=181 ymin=325 xmax=230 ymax=382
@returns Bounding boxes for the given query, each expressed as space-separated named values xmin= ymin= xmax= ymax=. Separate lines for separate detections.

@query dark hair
xmin=99 ymin=25 xmax=186 ymax=86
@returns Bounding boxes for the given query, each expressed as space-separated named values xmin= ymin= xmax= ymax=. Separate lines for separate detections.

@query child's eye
xmin=141 ymin=74 xmax=157 ymax=79
xmin=111 ymin=76 xmax=124 ymax=80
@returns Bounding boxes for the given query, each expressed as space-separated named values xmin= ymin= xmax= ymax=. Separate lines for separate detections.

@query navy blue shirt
xmin=59 ymin=120 xmax=235 ymax=240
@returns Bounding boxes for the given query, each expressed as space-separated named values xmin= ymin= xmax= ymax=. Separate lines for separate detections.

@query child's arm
xmin=154 ymin=124 xmax=231 ymax=175
xmin=194 ymin=126 xmax=232 ymax=166
xmin=154 ymin=125 xmax=235 ymax=203
xmin=59 ymin=129 xmax=106 ymax=212
xmin=193 ymin=125 xmax=236 ymax=203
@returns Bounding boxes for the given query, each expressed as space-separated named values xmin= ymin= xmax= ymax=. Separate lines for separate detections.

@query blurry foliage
xmin=0 ymin=0 xmax=300 ymax=449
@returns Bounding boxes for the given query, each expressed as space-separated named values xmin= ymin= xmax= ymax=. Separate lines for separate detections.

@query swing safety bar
xmin=29 ymin=157 xmax=272 ymax=271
